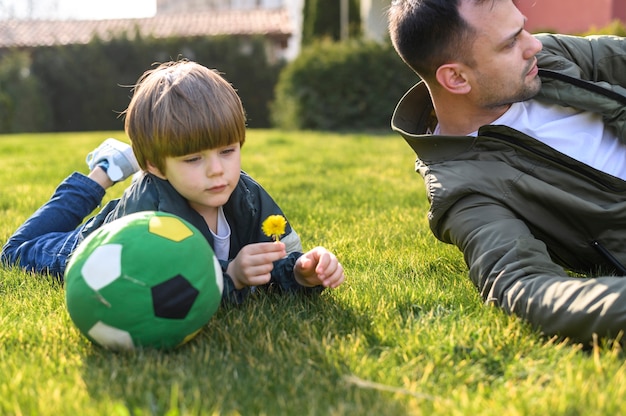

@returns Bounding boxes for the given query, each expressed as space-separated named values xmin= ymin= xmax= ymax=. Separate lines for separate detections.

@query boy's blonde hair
xmin=124 ymin=60 xmax=246 ymax=173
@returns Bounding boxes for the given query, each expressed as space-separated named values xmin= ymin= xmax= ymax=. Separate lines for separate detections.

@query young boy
xmin=1 ymin=60 xmax=345 ymax=303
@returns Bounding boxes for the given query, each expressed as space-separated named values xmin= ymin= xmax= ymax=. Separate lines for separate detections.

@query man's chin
xmin=518 ymin=78 xmax=542 ymax=102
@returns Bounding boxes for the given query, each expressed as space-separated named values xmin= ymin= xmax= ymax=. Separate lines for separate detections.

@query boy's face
xmin=149 ymin=143 xmax=242 ymax=216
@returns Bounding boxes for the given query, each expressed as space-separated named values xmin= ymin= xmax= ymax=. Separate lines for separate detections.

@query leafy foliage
xmin=271 ymin=39 xmax=418 ymax=131
xmin=302 ymin=0 xmax=362 ymax=45
xmin=0 ymin=50 xmax=52 ymax=133
xmin=0 ymin=34 xmax=283 ymax=133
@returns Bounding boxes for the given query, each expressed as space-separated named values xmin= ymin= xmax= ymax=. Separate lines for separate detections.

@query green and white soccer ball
xmin=64 ymin=211 xmax=223 ymax=351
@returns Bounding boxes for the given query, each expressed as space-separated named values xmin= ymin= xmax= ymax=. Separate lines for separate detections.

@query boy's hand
xmin=294 ymin=246 xmax=345 ymax=289
xmin=227 ymin=242 xmax=287 ymax=290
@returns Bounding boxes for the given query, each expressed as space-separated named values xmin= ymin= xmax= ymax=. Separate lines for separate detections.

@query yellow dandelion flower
xmin=262 ymin=215 xmax=287 ymax=242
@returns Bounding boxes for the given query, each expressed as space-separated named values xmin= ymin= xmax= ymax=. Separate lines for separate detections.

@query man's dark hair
xmin=388 ymin=0 xmax=486 ymax=80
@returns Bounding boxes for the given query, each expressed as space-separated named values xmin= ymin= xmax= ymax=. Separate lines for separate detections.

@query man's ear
xmin=435 ymin=63 xmax=471 ymax=95
xmin=146 ymin=161 xmax=166 ymax=179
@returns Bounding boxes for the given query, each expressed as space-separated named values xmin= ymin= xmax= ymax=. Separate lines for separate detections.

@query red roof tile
xmin=0 ymin=8 xmax=292 ymax=48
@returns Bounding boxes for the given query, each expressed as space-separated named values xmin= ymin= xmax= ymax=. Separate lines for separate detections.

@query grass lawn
xmin=1 ymin=130 xmax=625 ymax=415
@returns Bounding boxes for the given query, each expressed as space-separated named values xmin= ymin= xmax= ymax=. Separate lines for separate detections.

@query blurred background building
xmin=359 ymin=0 xmax=626 ymax=39
xmin=0 ymin=0 xmax=301 ymax=61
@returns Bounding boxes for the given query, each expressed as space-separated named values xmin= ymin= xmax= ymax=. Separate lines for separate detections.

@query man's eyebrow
xmin=498 ymin=18 xmax=526 ymax=48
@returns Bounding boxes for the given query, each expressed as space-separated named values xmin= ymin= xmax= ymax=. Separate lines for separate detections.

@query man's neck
xmin=429 ymin=87 xmax=512 ymax=135
xmin=435 ymin=104 xmax=512 ymax=135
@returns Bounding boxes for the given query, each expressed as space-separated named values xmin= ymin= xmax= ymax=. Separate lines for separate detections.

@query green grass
xmin=1 ymin=130 xmax=626 ymax=415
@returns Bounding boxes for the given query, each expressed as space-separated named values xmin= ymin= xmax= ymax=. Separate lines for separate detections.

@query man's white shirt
xmin=491 ymin=100 xmax=626 ymax=181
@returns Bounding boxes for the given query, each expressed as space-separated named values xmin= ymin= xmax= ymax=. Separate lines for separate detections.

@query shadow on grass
xmin=77 ymin=291 xmax=414 ymax=415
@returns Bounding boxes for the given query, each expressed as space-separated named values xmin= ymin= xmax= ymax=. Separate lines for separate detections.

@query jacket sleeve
xmin=269 ymin=251 xmax=324 ymax=295
xmin=218 ymin=260 xmax=252 ymax=305
xmin=537 ymin=33 xmax=626 ymax=87
xmin=439 ymin=193 xmax=626 ymax=344
xmin=218 ymin=253 xmax=324 ymax=305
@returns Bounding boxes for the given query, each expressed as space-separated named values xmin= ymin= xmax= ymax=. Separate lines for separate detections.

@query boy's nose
xmin=206 ymin=157 xmax=224 ymax=176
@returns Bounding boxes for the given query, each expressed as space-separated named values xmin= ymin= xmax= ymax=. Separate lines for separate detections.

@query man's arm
xmin=536 ymin=33 xmax=626 ymax=86
xmin=440 ymin=194 xmax=626 ymax=344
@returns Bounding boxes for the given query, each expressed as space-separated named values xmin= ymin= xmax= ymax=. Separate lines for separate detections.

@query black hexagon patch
xmin=151 ymin=274 xmax=199 ymax=319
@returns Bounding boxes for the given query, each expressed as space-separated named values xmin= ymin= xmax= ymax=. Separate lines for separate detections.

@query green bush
xmin=0 ymin=33 xmax=282 ymax=133
xmin=271 ymin=39 xmax=418 ymax=131
xmin=0 ymin=51 xmax=52 ymax=133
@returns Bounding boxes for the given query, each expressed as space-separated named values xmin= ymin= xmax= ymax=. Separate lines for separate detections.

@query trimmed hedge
xmin=0 ymin=34 xmax=283 ymax=133
xmin=0 ymin=50 xmax=52 ymax=133
xmin=271 ymin=39 xmax=418 ymax=131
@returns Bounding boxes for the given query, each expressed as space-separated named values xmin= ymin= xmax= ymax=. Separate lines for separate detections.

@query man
xmin=388 ymin=0 xmax=626 ymax=345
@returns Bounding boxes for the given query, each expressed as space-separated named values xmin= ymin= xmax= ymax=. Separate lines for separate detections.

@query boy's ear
xmin=435 ymin=63 xmax=471 ymax=95
xmin=146 ymin=161 xmax=166 ymax=179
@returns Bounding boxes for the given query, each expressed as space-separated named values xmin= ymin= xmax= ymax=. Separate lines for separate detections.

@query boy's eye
xmin=183 ymin=156 xmax=201 ymax=163
xmin=220 ymin=146 xmax=237 ymax=155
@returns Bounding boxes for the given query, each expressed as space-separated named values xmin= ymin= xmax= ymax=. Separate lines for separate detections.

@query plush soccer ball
xmin=64 ymin=211 xmax=223 ymax=351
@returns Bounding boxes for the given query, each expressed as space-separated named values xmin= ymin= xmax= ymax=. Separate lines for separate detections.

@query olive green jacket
xmin=391 ymin=34 xmax=626 ymax=344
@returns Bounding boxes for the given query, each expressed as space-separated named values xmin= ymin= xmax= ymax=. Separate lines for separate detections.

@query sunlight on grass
xmin=1 ymin=131 xmax=626 ymax=415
